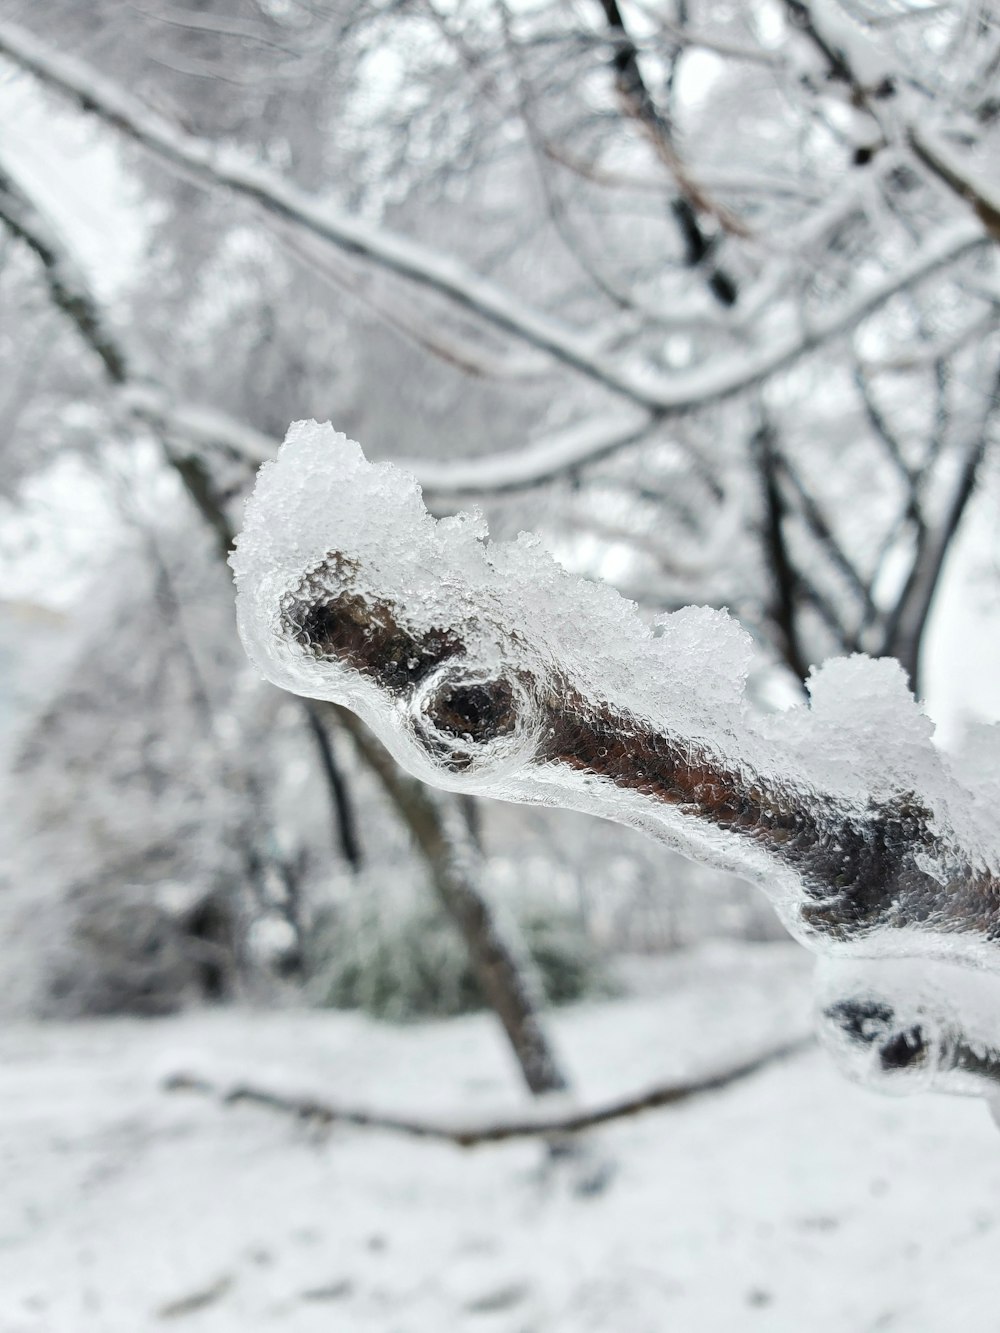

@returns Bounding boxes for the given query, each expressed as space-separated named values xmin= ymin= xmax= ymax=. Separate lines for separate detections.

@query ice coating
xmin=815 ymin=956 xmax=1000 ymax=1100
xmin=233 ymin=422 xmax=1000 ymax=1104
xmin=232 ymin=422 xmax=768 ymax=832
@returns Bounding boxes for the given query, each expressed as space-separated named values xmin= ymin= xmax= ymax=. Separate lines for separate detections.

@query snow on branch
xmin=232 ymin=422 xmax=1000 ymax=1109
xmin=0 ymin=19 xmax=988 ymax=454
xmin=122 ymin=384 xmax=275 ymax=467
xmin=0 ymin=154 xmax=129 ymax=384
xmin=400 ymin=411 xmax=655 ymax=497
xmin=908 ymin=124 xmax=1000 ymax=245
xmin=0 ymin=157 xmax=648 ymax=501
xmin=0 ymin=150 xmax=268 ymax=459
xmin=0 ymin=150 xmax=279 ymax=497
xmin=0 ymin=17 xmax=669 ymax=410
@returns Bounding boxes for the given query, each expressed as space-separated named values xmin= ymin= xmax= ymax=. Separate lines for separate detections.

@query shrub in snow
xmin=38 ymin=881 xmax=238 ymax=1018
xmin=308 ymin=891 xmax=609 ymax=1021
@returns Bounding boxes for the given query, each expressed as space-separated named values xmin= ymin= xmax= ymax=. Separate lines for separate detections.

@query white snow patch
xmin=1 ymin=945 xmax=999 ymax=1332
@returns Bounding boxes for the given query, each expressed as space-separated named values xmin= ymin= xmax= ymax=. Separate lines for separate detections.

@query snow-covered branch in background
xmin=0 ymin=16 xmax=989 ymax=486
xmin=0 ymin=155 xmax=574 ymax=1102
xmin=233 ymin=422 xmax=1000 ymax=1112
xmin=408 ymin=220 xmax=986 ymax=493
xmin=402 ymin=411 xmax=654 ymax=498
xmin=0 ymin=154 xmax=129 ymax=385
xmin=0 ymin=16 xmax=678 ymax=411
xmin=122 ymin=385 xmax=274 ymax=468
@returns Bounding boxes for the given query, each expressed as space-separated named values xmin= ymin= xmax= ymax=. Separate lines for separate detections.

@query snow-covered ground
xmin=1 ymin=941 xmax=999 ymax=1333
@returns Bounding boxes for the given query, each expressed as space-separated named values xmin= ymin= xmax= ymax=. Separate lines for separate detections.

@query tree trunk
xmin=321 ymin=702 xmax=570 ymax=1097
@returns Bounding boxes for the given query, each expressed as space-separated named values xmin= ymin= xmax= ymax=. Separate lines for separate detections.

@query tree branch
xmin=0 ymin=16 xmax=691 ymax=411
xmin=406 ymin=222 xmax=987 ymax=492
xmin=878 ymin=370 xmax=999 ymax=691
xmin=303 ymin=703 xmax=362 ymax=871
xmin=163 ymin=1035 xmax=812 ymax=1145
xmin=234 ymin=423 xmax=1000 ymax=971
xmin=773 ymin=449 xmax=878 ymax=623
xmin=593 ymin=0 xmax=745 ymax=305
xmin=0 ymin=158 xmax=129 ymax=384
xmin=908 ymin=125 xmax=1000 ymax=245
xmin=323 ymin=701 xmax=570 ymax=1096
xmin=0 ymin=19 xmax=986 ymax=435
xmin=403 ymin=412 xmax=655 ymax=497
xmin=0 ymin=154 xmax=371 ymax=935
xmin=753 ymin=419 xmax=812 ymax=682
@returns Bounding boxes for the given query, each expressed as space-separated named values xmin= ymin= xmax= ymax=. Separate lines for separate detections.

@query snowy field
xmin=2 ymin=941 xmax=999 ymax=1333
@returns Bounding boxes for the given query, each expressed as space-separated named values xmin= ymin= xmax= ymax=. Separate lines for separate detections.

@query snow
xmin=3 ymin=942 xmax=1000 ymax=1332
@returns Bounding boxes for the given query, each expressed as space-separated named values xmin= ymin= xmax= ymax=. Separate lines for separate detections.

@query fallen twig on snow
xmin=163 ymin=1035 xmax=813 ymax=1147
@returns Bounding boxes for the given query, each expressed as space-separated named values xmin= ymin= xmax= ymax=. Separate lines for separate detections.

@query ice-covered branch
xmin=233 ymin=423 xmax=1000 ymax=1106
xmin=232 ymin=423 xmax=1000 ymax=955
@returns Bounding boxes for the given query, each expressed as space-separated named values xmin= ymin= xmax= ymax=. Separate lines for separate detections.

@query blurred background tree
xmin=0 ymin=0 xmax=996 ymax=1049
